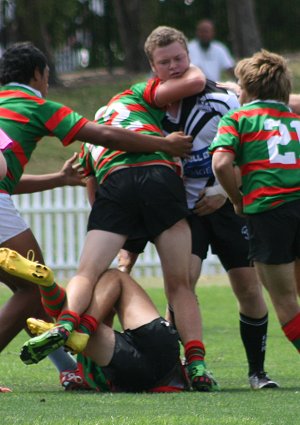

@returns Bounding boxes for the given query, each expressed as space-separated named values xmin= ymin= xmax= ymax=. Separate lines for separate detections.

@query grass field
xmin=1 ymin=276 xmax=299 ymax=425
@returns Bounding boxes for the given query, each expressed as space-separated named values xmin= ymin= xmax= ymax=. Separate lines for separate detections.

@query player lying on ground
xmin=0 ymin=248 xmax=191 ymax=392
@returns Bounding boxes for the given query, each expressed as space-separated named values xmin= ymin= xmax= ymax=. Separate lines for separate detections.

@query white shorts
xmin=0 ymin=194 xmax=29 ymax=244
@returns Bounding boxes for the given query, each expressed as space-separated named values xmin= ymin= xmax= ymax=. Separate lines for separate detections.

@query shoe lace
xmin=27 ymin=249 xmax=36 ymax=262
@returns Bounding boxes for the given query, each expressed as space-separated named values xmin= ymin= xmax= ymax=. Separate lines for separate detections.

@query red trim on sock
xmin=79 ymin=314 xmax=98 ymax=334
xmin=58 ymin=310 xmax=81 ymax=329
xmin=282 ymin=312 xmax=300 ymax=341
xmin=184 ymin=339 xmax=206 ymax=363
xmin=184 ymin=340 xmax=205 ymax=355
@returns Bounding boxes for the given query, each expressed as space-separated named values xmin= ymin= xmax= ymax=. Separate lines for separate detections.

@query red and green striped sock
xmin=78 ymin=314 xmax=98 ymax=336
xmin=184 ymin=340 xmax=206 ymax=365
xmin=57 ymin=310 xmax=81 ymax=333
xmin=282 ymin=312 xmax=300 ymax=353
xmin=39 ymin=282 xmax=67 ymax=319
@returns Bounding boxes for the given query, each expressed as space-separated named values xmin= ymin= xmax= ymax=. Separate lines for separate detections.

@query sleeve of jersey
xmin=208 ymin=114 xmax=239 ymax=156
xmin=43 ymin=101 xmax=89 ymax=146
xmin=78 ymin=143 xmax=93 ymax=178
xmin=142 ymin=78 xmax=161 ymax=107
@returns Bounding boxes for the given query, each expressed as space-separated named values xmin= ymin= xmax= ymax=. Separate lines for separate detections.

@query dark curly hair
xmin=0 ymin=41 xmax=48 ymax=85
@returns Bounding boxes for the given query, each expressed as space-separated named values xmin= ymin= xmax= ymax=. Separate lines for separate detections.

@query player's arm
xmin=76 ymin=123 xmax=192 ymax=158
xmin=14 ymin=153 xmax=85 ymax=194
xmin=0 ymin=151 xmax=7 ymax=180
xmin=154 ymin=65 xmax=206 ymax=107
xmin=211 ymin=149 xmax=243 ymax=215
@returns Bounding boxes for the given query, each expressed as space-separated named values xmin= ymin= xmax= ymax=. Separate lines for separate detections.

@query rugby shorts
xmin=188 ymin=199 xmax=251 ymax=271
xmin=247 ymin=199 xmax=300 ymax=264
xmin=0 ymin=194 xmax=29 ymax=244
xmin=101 ymin=317 xmax=180 ymax=392
xmin=87 ymin=166 xmax=190 ymax=240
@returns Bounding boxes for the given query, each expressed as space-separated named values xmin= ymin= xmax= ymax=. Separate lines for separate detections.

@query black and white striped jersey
xmin=162 ymin=80 xmax=240 ymax=208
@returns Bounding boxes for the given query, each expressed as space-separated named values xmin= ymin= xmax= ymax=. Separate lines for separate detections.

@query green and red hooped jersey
xmin=0 ymin=85 xmax=88 ymax=194
xmin=79 ymin=78 xmax=182 ymax=184
xmin=209 ymin=100 xmax=300 ymax=214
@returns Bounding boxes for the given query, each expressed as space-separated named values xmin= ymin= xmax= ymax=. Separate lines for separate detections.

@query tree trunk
xmin=15 ymin=0 xmax=59 ymax=84
xmin=227 ymin=0 xmax=262 ymax=58
xmin=112 ymin=0 xmax=151 ymax=72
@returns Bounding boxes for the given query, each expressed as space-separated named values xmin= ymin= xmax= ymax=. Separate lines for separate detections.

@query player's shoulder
xmin=200 ymin=80 xmax=240 ymax=109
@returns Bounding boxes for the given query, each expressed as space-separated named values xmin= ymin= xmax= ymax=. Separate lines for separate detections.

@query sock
xmin=282 ymin=312 xmax=300 ymax=353
xmin=239 ymin=312 xmax=268 ymax=376
xmin=39 ymin=282 xmax=66 ymax=319
xmin=78 ymin=314 xmax=98 ymax=336
xmin=184 ymin=340 xmax=205 ymax=366
xmin=47 ymin=346 xmax=77 ymax=373
xmin=57 ymin=310 xmax=81 ymax=333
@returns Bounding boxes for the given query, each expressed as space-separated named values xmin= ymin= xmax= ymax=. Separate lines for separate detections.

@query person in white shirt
xmin=188 ymin=19 xmax=235 ymax=81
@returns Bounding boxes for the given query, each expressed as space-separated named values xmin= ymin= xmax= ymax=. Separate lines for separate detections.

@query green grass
xmin=1 ymin=276 xmax=300 ymax=425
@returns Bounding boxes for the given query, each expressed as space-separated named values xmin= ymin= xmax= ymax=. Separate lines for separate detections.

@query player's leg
xmin=228 ymin=267 xmax=278 ymax=389
xmin=248 ymin=203 xmax=300 ymax=357
xmin=211 ymin=201 xmax=277 ymax=389
xmin=0 ymin=229 xmax=54 ymax=348
xmin=0 ymin=229 xmax=77 ymax=383
xmin=82 ymin=269 xmax=160 ymax=365
xmin=20 ymin=230 xmax=126 ymax=365
xmin=255 ymin=261 xmax=300 ymax=354
xmin=155 ymin=219 xmax=219 ymax=392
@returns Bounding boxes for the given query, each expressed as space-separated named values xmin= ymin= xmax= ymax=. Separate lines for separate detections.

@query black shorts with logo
xmin=87 ymin=166 xmax=190 ymax=240
xmin=247 ymin=199 xmax=300 ymax=264
xmin=102 ymin=318 xmax=180 ymax=392
xmin=188 ymin=200 xmax=251 ymax=271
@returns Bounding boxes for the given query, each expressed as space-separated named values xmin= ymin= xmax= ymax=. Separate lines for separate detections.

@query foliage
xmin=2 ymin=0 xmax=300 ymax=73
xmin=0 ymin=280 xmax=299 ymax=425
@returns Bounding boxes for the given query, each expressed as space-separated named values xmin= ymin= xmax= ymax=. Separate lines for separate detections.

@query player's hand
xmin=117 ymin=249 xmax=139 ymax=273
xmin=232 ymin=200 xmax=245 ymax=217
xmin=216 ymin=81 xmax=241 ymax=97
xmin=193 ymin=191 xmax=226 ymax=216
xmin=60 ymin=153 xmax=86 ymax=187
xmin=165 ymin=131 xmax=192 ymax=158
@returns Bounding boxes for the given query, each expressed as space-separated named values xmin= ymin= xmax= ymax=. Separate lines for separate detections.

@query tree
xmin=111 ymin=0 xmax=153 ymax=72
xmin=227 ymin=0 xmax=262 ymax=58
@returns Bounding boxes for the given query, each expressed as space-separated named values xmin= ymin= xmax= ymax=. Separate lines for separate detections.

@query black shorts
xmin=188 ymin=200 xmax=251 ymax=271
xmin=101 ymin=318 xmax=180 ymax=392
xmin=247 ymin=199 xmax=300 ymax=264
xmin=87 ymin=166 xmax=189 ymax=240
xmin=123 ymin=237 xmax=149 ymax=253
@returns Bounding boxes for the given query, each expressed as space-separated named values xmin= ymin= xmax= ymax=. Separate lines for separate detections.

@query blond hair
xmin=144 ymin=26 xmax=188 ymax=64
xmin=235 ymin=49 xmax=291 ymax=103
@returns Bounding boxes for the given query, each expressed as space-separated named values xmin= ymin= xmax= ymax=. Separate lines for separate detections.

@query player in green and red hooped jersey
xmin=210 ymin=49 xmax=300 ymax=360
xmin=0 ymin=41 xmax=192 ymax=389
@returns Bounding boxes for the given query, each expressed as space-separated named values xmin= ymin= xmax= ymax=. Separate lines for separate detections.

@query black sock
xmin=239 ymin=312 xmax=268 ymax=376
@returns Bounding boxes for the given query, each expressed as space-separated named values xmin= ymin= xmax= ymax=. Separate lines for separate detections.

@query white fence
xmin=12 ymin=187 xmax=224 ymax=281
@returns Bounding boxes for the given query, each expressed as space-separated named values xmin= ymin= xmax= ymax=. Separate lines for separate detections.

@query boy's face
xmin=150 ymin=41 xmax=190 ymax=82
xmin=33 ymin=65 xmax=49 ymax=97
